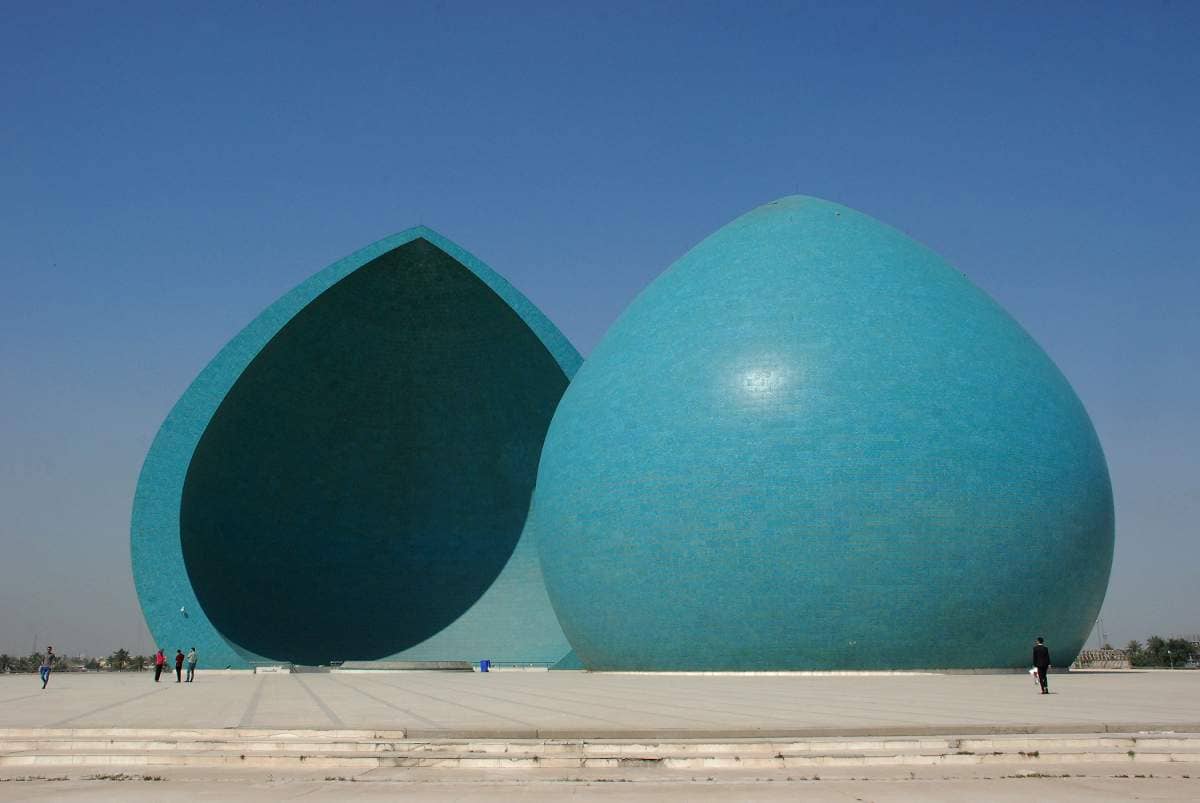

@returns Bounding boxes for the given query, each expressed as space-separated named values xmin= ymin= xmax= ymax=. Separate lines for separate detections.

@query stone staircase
xmin=1 ymin=729 xmax=1198 ymax=770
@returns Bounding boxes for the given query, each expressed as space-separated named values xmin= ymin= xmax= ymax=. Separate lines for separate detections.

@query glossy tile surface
xmin=532 ymin=196 xmax=1113 ymax=670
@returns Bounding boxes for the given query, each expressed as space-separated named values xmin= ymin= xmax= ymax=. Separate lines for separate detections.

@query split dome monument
xmin=132 ymin=196 xmax=1114 ymax=671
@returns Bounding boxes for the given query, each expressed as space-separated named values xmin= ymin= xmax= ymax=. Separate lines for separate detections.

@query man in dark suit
xmin=1033 ymin=637 xmax=1051 ymax=694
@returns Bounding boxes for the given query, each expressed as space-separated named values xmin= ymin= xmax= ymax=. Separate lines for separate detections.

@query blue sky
xmin=1 ymin=1 xmax=1196 ymax=655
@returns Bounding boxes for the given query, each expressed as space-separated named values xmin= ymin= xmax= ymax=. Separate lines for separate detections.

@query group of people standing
xmin=153 ymin=647 xmax=197 ymax=683
xmin=37 ymin=644 xmax=197 ymax=688
xmin=34 ymin=641 xmax=1053 ymax=691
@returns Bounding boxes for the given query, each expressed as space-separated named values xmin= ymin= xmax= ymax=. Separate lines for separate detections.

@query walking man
xmin=185 ymin=647 xmax=197 ymax=682
xmin=154 ymin=648 xmax=165 ymax=682
xmin=1033 ymin=637 xmax=1051 ymax=694
xmin=174 ymin=649 xmax=185 ymax=683
xmin=39 ymin=646 xmax=54 ymax=689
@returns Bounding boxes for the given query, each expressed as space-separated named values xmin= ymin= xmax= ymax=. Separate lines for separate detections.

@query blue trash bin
xmin=479 ymin=659 xmax=490 ymax=672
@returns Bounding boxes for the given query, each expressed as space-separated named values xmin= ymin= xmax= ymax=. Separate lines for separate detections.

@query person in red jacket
xmin=174 ymin=650 xmax=185 ymax=683
xmin=153 ymin=649 xmax=165 ymax=682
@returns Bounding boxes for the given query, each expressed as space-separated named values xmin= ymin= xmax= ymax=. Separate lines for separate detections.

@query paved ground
xmin=2 ymin=670 xmax=1197 ymax=737
xmin=3 ymin=672 xmax=1197 ymax=799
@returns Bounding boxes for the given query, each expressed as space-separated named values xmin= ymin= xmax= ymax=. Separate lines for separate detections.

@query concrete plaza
xmin=2 ymin=669 xmax=1198 ymax=736
xmin=3 ymin=670 xmax=1198 ymax=800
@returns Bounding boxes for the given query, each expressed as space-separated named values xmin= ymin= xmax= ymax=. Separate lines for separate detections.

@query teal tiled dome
xmin=132 ymin=230 xmax=577 ymax=667
xmin=530 ymin=196 xmax=1113 ymax=670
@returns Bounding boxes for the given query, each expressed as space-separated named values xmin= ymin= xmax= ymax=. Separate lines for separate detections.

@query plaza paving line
xmin=370 ymin=675 xmax=636 ymax=729
xmin=570 ymin=674 xmax=896 ymax=710
xmin=496 ymin=684 xmax=778 ymax=727
xmin=47 ymin=683 xmax=171 ymax=727
xmin=768 ymin=697 xmax=1098 ymax=727
xmin=479 ymin=685 xmax=738 ymax=729
xmin=942 ymin=684 xmax=1189 ymax=722
xmin=350 ymin=674 xmax=557 ymax=730
xmin=526 ymin=675 xmax=1152 ymax=730
xmin=481 ymin=679 xmax=894 ymax=731
xmin=556 ymin=675 xmax=916 ymax=716
xmin=412 ymin=676 xmax=731 ymax=728
xmin=287 ymin=675 xmax=376 ymax=721
xmin=440 ymin=679 xmax=737 ymax=728
xmin=327 ymin=673 xmax=438 ymax=714
xmin=350 ymin=673 xmax=498 ymax=723
xmin=514 ymin=677 xmax=940 ymax=727
xmin=672 ymin=683 xmax=1012 ymax=725
xmin=324 ymin=674 xmax=444 ymax=729
xmin=236 ymin=676 xmax=265 ymax=728
xmin=2 ymin=672 xmax=1196 ymax=737
xmin=0 ymin=692 xmax=47 ymax=707
xmin=291 ymin=675 xmax=346 ymax=729
xmin=493 ymin=677 xmax=841 ymax=727
xmin=245 ymin=675 xmax=351 ymax=730
xmin=471 ymin=676 xmax=887 ymax=726
xmin=587 ymin=689 xmax=936 ymax=727
xmin=671 ymin=675 xmax=1064 ymax=717
xmin=359 ymin=676 xmax=541 ymax=729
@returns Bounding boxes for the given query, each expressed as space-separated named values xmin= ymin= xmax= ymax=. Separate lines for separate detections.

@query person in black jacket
xmin=1033 ymin=637 xmax=1051 ymax=694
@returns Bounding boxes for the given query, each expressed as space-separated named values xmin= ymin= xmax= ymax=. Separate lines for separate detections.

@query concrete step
xmin=2 ymin=741 xmax=1198 ymax=758
xmin=1 ymin=730 xmax=1197 ymax=770
xmin=0 ymin=737 xmax=968 ymax=754
xmin=0 ymin=728 xmax=407 ymax=739
xmin=1 ymin=733 xmax=1197 ymax=754
xmin=2 ymin=747 xmax=1200 ymax=770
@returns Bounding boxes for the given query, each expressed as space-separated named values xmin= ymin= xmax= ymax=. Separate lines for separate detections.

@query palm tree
xmin=109 ymin=649 xmax=131 ymax=671
xmin=1146 ymin=635 xmax=1167 ymax=664
xmin=132 ymin=654 xmax=148 ymax=671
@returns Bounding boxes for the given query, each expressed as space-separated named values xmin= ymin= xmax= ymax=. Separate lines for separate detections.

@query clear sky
xmin=1 ymin=2 xmax=1196 ymax=657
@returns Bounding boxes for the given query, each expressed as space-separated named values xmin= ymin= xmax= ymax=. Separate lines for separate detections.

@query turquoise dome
xmin=132 ymin=229 xmax=578 ymax=668
xmin=530 ymin=196 xmax=1113 ymax=670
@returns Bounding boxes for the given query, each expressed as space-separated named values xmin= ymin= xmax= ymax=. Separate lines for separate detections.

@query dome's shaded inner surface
xmin=180 ymin=238 xmax=568 ymax=665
